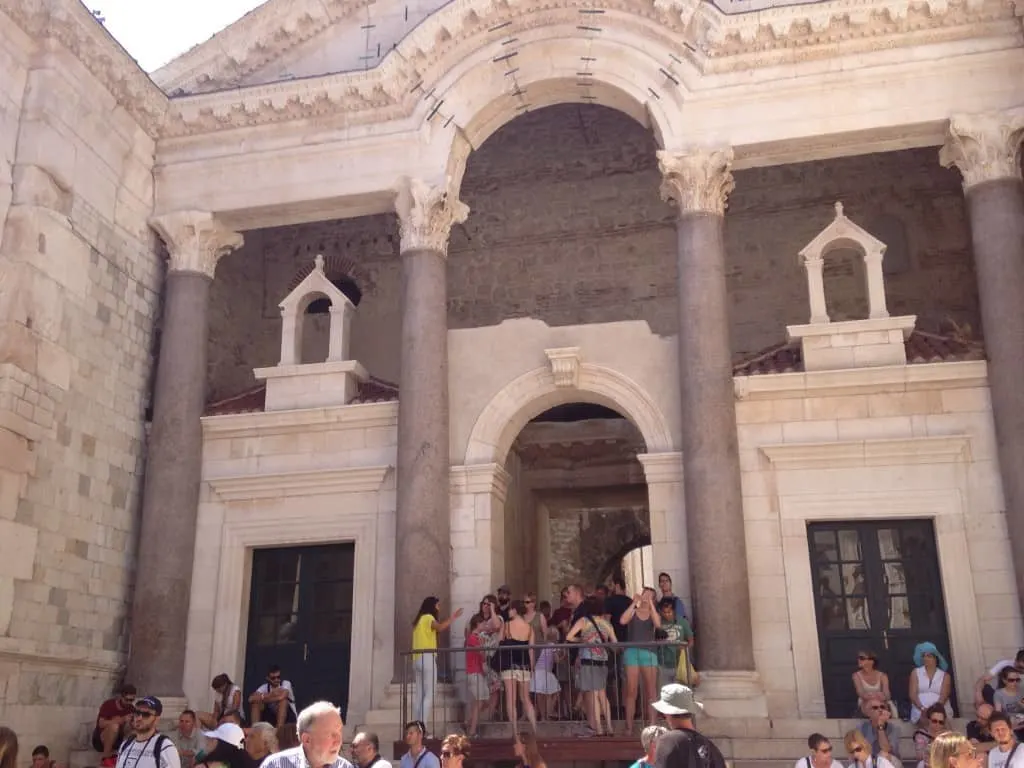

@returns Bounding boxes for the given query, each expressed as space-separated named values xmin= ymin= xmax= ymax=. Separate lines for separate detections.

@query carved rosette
xmin=394 ymin=177 xmax=470 ymax=256
xmin=149 ymin=211 xmax=245 ymax=278
xmin=940 ymin=110 xmax=1024 ymax=190
xmin=657 ymin=148 xmax=736 ymax=216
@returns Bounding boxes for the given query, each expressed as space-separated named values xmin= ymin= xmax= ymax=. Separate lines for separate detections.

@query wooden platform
xmin=392 ymin=735 xmax=641 ymax=764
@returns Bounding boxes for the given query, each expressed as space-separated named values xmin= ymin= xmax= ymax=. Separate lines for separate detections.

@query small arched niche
xmin=786 ymin=203 xmax=917 ymax=372
xmin=253 ymin=254 xmax=368 ymax=411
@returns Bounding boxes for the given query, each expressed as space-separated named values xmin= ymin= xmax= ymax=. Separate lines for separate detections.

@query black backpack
xmin=117 ymin=735 xmax=171 ymax=768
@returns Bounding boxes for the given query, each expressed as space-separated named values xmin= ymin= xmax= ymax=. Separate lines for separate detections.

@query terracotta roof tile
xmin=203 ymin=375 xmax=399 ymax=416
xmin=733 ymin=330 xmax=985 ymax=377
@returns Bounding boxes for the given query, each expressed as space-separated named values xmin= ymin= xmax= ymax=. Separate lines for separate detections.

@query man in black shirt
xmin=605 ymin=577 xmax=633 ymax=642
xmin=496 ymin=585 xmax=512 ymax=621
xmin=651 ymin=685 xmax=726 ymax=768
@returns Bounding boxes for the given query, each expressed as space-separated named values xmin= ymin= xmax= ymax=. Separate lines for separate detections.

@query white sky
xmin=88 ymin=0 xmax=267 ymax=72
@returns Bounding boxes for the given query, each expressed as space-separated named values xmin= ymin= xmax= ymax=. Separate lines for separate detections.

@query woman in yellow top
xmin=412 ymin=596 xmax=464 ymax=725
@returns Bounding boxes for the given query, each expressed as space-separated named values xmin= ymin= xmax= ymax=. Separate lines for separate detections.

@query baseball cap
xmin=651 ymin=684 xmax=704 ymax=716
xmin=203 ymin=723 xmax=245 ymax=749
xmin=135 ymin=696 xmax=163 ymax=715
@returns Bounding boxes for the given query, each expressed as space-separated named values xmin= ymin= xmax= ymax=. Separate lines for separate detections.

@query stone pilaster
xmin=127 ymin=211 xmax=242 ymax=695
xmin=658 ymin=148 xmax=765 ymax=715
xmin=940 ymin=110 xmax=1024 ymax=617
xmin=392 ymin=178 xmax=467 ymax=675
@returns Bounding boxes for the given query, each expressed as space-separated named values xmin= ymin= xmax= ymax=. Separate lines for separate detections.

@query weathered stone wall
xmin=207 ymin=105 xmax=979 ymax=402
xmin=545 ymin=506 xmax=650 ymax=599
xmin=0 ymin=15 xmax=162 ymax=758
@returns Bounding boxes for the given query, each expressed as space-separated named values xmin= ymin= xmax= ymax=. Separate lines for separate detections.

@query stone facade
xmin=205 ymin=107 xmax=980 ymax=404
xmin=0 ymin=4 xmax=162 ymax=755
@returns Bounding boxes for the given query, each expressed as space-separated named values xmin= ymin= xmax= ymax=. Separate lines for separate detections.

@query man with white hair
xmin=261 ymin=702 xmax=353 ymax=768
xmin=651 ymin=685 xmax=725 ymax=768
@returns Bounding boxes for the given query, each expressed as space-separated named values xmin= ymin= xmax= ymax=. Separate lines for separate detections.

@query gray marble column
xmin=127 ymin=212 xmax=243 ymax=695
xmin=658 ymin=149 xmax=757 ymax=674
xmin=392 ymin=179 xmax=468 ymax=676
xmin=941 ymin=111 xmax=1024 ymax=616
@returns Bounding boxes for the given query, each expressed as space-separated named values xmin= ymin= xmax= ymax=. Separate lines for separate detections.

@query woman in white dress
xmin=793 ymin=734 xmax=844 ymax=768
xmin=844 ymin=730 xmax=896 ymax=768
xmin=910 ymin=642 xmax=954 ymax=726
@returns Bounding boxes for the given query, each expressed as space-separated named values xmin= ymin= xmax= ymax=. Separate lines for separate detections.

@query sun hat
xmin=913 ymin=641 xmax=949 ymax=671
xmin=651 ymin=683 xmax=705 ymax=716
xmin=203 ymin=723 xmax=245 ymax=749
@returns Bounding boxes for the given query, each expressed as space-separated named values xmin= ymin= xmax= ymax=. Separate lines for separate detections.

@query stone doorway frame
xmin=450 ymin=363 xmax=686 ymax=612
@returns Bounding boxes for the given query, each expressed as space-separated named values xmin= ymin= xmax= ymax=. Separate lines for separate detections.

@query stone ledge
xmin=207 ymin=465 xmax=391 ymax=501
xmin=201 ymin=399 xmax=398 ymax=439
xmin=760 ymin=434 xmax=972 ymax=470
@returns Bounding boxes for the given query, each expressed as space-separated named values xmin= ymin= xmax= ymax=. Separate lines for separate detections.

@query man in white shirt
xmin=989 ymin=713 xmax=1024 ymax=768
xmin=249 ymin=665 xmax=298 ymax=728
xmin=115 ymin=697 xmax=180 ymax=768
xmin=261 ymin=701 xmax=353 ymax=768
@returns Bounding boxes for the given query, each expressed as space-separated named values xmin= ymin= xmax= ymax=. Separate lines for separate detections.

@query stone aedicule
xmin=940 ymin=110 xmax=1024 ymax=190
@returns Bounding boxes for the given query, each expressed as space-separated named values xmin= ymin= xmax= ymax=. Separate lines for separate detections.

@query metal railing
xmin=399 ymin=639 xmax=694 ymax=738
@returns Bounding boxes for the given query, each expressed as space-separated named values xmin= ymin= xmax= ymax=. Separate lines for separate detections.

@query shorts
xmin=578 ymin=663 xmax=608 ymax=692
xmin=624 ymin=648 xmax=659 ymax=668
xmin=501 ymin=669 xmax=531 ymax=683
xmin=466 ymin=672 xmax=491 ymax=701
xmin=92 ymin=725 xmax=124 ymax=753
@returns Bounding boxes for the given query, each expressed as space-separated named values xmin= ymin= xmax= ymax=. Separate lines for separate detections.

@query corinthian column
xmin=658 ymin=148 xmax=764 ymax=715
xmin=127 ymin=211 xmax=243 ymax=695
xmin=393 ymin=179 xmax=468 ymax=674
xmin=941 ymin=110 xmax=1024 ymax=616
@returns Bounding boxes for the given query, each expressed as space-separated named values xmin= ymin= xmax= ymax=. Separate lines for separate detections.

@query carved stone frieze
xmin=939 ymin=109 xmax=1024 ymax=190
xmin=393 ymin=178 xmax=469 ymax=256
xmin=0 ymin=0 xmax=168 ymax=138
xmin=658 ymin=148 xmax=735 ymax=216
xmin=149 ymin=211 xmax=245 ymax=278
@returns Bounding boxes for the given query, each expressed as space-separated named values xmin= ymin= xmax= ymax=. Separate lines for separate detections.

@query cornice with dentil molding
xmin=0 ymin=0 xmax=168 ymax=138
xmin=393 ymin=178 xmax=469 ymax=256
xmin=939 ymin=109 xmax=1024 ymax=189
xmin=156 ymin=0 xmax=1016 ymax=138
xmin=658 ymin=148 xmax=736 ymax=216
xmin=149 ymin=212 xmax=245 ymax=278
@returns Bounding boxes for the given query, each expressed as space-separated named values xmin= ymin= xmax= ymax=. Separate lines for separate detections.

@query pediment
xmin=153 ymin=0 xmax=453 ymax=94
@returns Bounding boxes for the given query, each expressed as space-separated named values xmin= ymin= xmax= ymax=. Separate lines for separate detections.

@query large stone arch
xmin=464 ymin=363 xmax=674 ymax=465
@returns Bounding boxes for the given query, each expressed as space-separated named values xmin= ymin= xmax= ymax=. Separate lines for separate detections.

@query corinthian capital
xmin=939 ymin=110 xmax=1024 ymax=190
xmin=657 ymin=147 xmax=735 ymax=216
xmin=149 ymin=211 xmax=244 ymax=278
xmin=394 ymin=177 xmax=469 ymax=256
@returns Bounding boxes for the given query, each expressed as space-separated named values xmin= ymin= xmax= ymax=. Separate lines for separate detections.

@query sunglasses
xmin=870 ymin=706 xmax=883 ymax=711
xmin=819 ymin=746 xmax=833 ymax=753
xmin=1008 ymin=677 xmax=1021 ymax=683
xmin=851 ymin=746 xmax=865 ymax=754
xmin=930 ymin=718 xmax=946 ymax=725
xmin=133 ymin=710 xmax=156 ymax=718
xmin=440 ymin=752 xmax=457 ymax=759
xmin=857 ymin=655 xmax=873 ymax=661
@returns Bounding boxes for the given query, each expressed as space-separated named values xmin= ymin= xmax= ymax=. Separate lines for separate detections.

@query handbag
xmin=676 ymin=645 xmax=700 ymax=687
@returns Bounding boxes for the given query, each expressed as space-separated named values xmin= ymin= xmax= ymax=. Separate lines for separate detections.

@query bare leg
xmin=468 ymin=698 xmax=481 ymax=736
xmin=518 ymin=679 xmax=538 ymax=732
xmin=504 ymin=678 xmax=518 ymax=733
xmin=249 ymin=703 xmax=261 ymax=725
xmin=101 ymin=724 xmax=120 ymax=757
xmin=624 ymin=665 xmax=640 ymax=732
xmin=641 ymin=666 xmax=658 ymax=725
xmin=275 ymin=704 xmax=287 ymax=730
xmin=598 ymin=690 xmax=612 ymax=735
xmin=584 ymin=690 xmax=600 ymax=733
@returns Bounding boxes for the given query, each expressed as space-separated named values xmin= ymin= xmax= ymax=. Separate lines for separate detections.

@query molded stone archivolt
xmin=940 ymin=109 xmax=1024 ymax=188
xmin=154 ymin=0 xmax=1013 ymax=138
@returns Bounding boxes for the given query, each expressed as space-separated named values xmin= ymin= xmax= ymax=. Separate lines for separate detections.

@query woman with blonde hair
xmin=843 ymin=729 xmax=896 ymax=768
xmin=927 ymin=732 xmax=982 ymax=768
xmin=513 ymin=732 xmax=547 ymax=768
xmin=441 ymin=734 xmax=471 ymax=768
xmin=0 ymin=727 xmax=18 ymax=768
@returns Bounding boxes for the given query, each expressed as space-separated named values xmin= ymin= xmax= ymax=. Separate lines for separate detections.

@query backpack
xmin=117 ymin=735 xmax=171 ymax=768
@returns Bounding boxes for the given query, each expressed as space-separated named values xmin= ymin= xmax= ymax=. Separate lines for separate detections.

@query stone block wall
xmin=734 ymin=363 xmax=1022 ymax=717
xmin=0 ymin=12 xmax=162 ymax=757
xmin=207 ymin=105 xmax=979 ymax=404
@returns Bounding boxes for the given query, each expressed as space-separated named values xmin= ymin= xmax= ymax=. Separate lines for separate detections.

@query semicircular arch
xmin=464 ymin=363 xmax=674 ymax=465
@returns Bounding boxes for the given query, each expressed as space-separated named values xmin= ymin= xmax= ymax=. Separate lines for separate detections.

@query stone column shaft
xmin=659 ymin=149 xmax=756 ymax=672
xmin=941 ymin=111 xmax=1024 ymax=616
xmin=127 ymin=212 xmax=242 ymax=694
xmin=393 ymin=178 xmax=468 ymax=675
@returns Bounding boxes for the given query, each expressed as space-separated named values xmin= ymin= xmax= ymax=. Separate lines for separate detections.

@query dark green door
xmin=808 ymin=520 xmax=952 ymax=718
xmin=244 ymin=544 xmax=356 ymax=718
